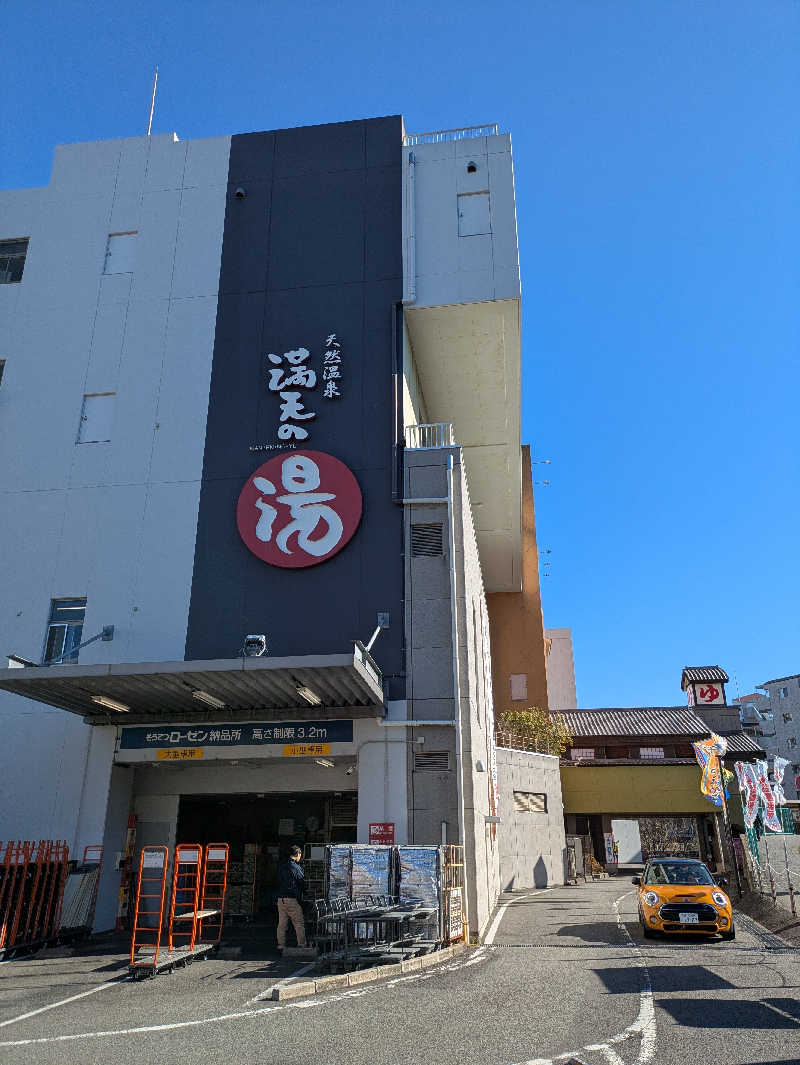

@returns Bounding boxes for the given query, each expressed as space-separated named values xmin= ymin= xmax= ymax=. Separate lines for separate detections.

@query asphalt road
xmin=0 ymin=879 xmax=798 ymax=1065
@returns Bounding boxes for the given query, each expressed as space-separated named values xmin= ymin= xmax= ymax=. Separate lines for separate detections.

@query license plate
xmin=679 ymin=912 xmax=699 ymax=924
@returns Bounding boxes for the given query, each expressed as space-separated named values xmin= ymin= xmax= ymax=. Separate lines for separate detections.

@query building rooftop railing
xmin=404 ymin=422 xmax=455 ymax=450
xmin=402 ymin=124 xmax=499 ymax=147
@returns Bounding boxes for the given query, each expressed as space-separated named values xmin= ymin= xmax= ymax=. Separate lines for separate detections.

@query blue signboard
xmin=119 ymin=720 xmax=354 ymax=750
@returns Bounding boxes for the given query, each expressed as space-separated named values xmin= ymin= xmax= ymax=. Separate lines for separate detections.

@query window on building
xmin=0 ymin=360 xmax=5 ymax=388
xmin=778 ymin=687 xmax=789 ymax=698
xmin=457 ymin=192 xmax=491 ymax=236
xmin=77 ymin=393 xmax=115 ymax=443
xmin=783 ymin=713 xmax=793 ymax=724
xmin=513 ymin=791 xmax=547 ymax=813
xmin=44 ymin=598 xmax=86 ymax=664
xmin=103 ymin=232 xmax=137 ymax=274
xmin=0 ymin=239 xmax=28 ymax=283
xmin=640 ymin=747 xmax=665 ymax=759
xmin=570 ymin=748 xmax=595 ymax=761
xmin=789 ymin=737 xmax=798 ymax=749
xmin=510 ymin=673 xmax=528 ymax=701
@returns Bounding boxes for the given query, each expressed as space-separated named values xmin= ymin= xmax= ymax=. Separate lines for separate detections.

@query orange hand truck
xmin=198 ymin=844 xmax=229 ymax=945
xmin=129 ymin=846 xmax=169 ymax=977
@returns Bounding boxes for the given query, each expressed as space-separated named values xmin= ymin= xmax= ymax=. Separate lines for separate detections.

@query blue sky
xmin=2 ymin=1 xmax=797 ymax=707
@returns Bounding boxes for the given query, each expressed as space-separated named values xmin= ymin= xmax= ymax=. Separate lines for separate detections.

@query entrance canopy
xmin=0 ymin=648 xmax=384 ymax=725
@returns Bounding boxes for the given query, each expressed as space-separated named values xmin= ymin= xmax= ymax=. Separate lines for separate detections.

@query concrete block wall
xmin=495 ymin=747 xmax=567 ymax=890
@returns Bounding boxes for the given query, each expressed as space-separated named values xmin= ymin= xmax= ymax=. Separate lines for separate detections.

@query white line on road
xmin=0 ymin=949 xmax=488 ymax=1049
xmin=0 ymin=977 xmax=124 ymax=1029
xmin=242 ymin=962 xmax=318 ymax=1005
xmin=507 ymin=890 xmax=656 ymax=1065
xmin=483 ymin=889 xmax=555 ymax=946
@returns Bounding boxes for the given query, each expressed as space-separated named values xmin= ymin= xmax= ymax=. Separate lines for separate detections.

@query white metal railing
xmin=404 ymin=422 xmax=455 ymax=449
xmin=402 ymin=124 xmax=499 ymax=147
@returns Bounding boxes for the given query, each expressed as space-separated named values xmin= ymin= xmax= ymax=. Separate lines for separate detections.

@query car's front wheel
xmin=720 ymin=924 xmax=735 ymax=941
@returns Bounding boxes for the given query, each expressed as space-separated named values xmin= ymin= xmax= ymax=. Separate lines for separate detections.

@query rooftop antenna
xmin=146 ymin=67 xmax=159 ymax=136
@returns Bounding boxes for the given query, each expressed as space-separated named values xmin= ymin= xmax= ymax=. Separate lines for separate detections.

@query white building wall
xmin=403 ymin=134 xmax=520 ymax=309
xmin=0 ymin=131 xmax=230 ymax=850
xmin=453 ymin=456 xmax=501 ymax=935
xmin=495 ymin=747 xmax=566 ymax=890
xmin=545 ymin=627 xmax=578 ymax=711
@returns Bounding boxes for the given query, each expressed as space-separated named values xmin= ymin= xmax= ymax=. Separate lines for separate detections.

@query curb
xmin=270 ymin=942 xmax=466 ymax=1000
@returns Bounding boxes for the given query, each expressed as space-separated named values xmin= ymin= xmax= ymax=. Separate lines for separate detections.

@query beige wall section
xmin=486 ymin=445 xmax=548 ymax=718
xmin=496 ymin=747 xmax=566 ymax=890
xmin=545 ymin=628 xmax=578 ymax=711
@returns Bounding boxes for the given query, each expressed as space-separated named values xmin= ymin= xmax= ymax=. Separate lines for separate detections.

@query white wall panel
xmin=184 ymin=136 xmax=231 ymax=189
xmin=50 ymin=486 xmax=103 ymax=597
xmin=128 ymin=481 xmax=203 ymax=661
xmin=406 ymin=133 xmax=520 ymax=309
xmin=107 ymin=194 xmax=142 ymax=237
xmin=150 ymin=295 xmax=217 ymax=483
xmin=21 ymin=196 xmax=109 ymax=311
xmin=114 ymin=139 xmax=150 ymax=202
xmin=105 ymin=297 xmax=170 ymax=486
xmin=74 ymin=726 xmax=116 ymax=854
xmin=86 ymin=302 xmax=127 ymax=392
xmin=171 ymin=185 xmax=227 ymax=299
xmin=129 ymin=189 xmax=181 ymax=302
xmin=97 ymin=272 xmax=133 ymax=308
xmin=0 ymin=490 xmax=68 ymax=661
xmin=0 ymin=701 xmax=90 ymax=845
xmin=80 ymin=484 xmax=148 ymax=664
xmin=0 ymin=299 xmax=94 ymax=491
xmin=144 ymin=134 xmax=186 ymax=192
xmin=50 ymin=141 xmax=121 ymax=199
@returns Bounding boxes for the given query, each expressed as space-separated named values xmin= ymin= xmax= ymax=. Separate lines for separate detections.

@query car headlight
xmin=642 ymin=891 xmax=660 ymax=907
xmin=712 ymin=891 xmax=728 ymax=907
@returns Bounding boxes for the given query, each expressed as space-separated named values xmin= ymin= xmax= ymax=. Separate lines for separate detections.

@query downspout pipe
xmin=447 ymin=454 xmax=466 ymax=850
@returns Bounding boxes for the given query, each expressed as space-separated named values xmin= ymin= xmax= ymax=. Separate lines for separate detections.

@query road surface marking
xmin=0 ymin=978 xmax=124 ymax=1029
xmin=242 ymin=962 xmax=317 ymax=1005
xmin=0 ymin=949 xmax=487 ymax=1048
xmin=484 ymin=889 xmax=555 ymax=945
xmin=507 ymin=890 xmax=656 ymax=1065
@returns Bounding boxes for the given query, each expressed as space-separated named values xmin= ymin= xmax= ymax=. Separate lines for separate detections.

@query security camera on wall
xmin=243 ymin=634 xmax=267 ymax=657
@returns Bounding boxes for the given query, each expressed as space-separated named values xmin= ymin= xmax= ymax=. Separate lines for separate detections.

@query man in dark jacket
xmin=276 ymin=845 xmax=307 ymax=949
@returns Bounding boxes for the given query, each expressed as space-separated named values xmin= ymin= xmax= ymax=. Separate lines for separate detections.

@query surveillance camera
xmin=345 ymin=765 xmax=355 ymax=776
xmin=234 ymin=186 xmax=246 ymax=200
xmin=243 ymin=634 xmax=267 ymax=657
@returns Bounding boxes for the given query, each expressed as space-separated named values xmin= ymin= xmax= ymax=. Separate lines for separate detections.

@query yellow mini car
xmin=633 ymin=858 xmax=735 ymax=940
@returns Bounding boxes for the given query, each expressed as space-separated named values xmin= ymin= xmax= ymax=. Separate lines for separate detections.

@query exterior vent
xmin=330 ymin=794 xmax=358 ymax=826
xmin=411 ymin=523 xmax=443 ymax=557
xmin=513 ymin=791 xmax=547 ymax=814
xmin=414 ymin=750 xmax=450 ymax=772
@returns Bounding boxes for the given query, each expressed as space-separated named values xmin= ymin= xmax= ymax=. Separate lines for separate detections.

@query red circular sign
xmin=236 ymin=451 xmax=362 ymax=568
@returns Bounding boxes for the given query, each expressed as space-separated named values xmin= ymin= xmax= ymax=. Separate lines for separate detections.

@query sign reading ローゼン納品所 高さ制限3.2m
xmin=115 ymin=721 xmax=356 ymax=762
xmin=237 ymin=450 xmax=362 ymax=568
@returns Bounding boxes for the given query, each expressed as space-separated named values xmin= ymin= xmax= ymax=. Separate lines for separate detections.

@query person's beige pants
xmin=276 ymin=897 xmax=307 ymax=948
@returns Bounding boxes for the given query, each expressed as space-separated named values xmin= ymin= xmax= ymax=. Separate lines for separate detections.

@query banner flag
xmin=692 ymin=733 xmax=728 ymax=807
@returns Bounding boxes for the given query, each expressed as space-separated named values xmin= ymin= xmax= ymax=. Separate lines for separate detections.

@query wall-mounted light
xmin=315 ymin=758 xmax=335 ymax=768
xmin=91 ymin=695 xmax=130 ymax=713
xmin=192 ymin=690 xmax=226 ymax=710
xmin=295 ymin=684 xmax=322 ymax=707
